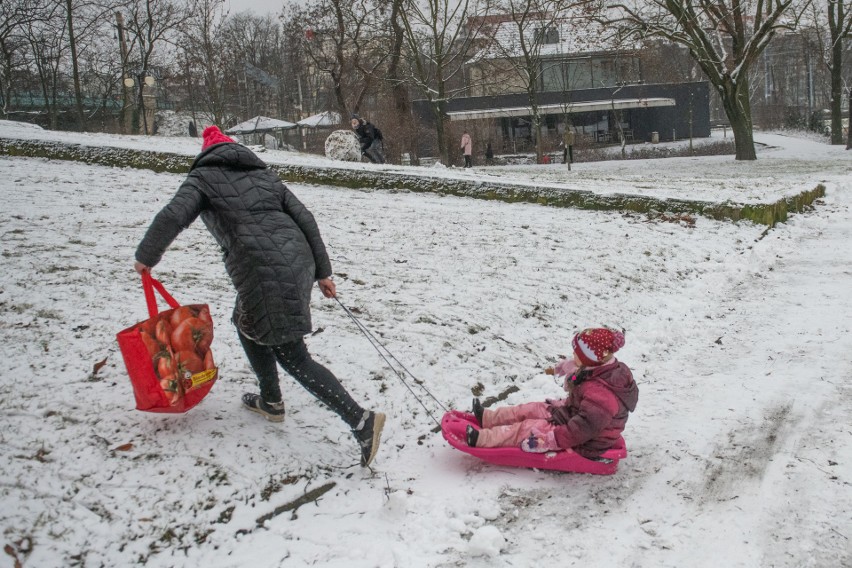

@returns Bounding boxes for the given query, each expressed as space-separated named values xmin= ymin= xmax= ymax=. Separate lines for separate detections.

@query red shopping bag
xmin=116 ymin=271 xmax=218 ymax=413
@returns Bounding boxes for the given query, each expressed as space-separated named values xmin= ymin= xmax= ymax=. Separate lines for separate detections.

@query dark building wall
xmin=413 ymin=81 xmax=710 ymax=148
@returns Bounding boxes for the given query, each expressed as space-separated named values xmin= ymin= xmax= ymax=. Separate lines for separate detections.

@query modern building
xmin=414 ymin=12 xmax=710 ymax=157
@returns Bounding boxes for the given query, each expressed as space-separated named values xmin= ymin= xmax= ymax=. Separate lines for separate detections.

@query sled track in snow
xmin=0 ymin=137 xmax=825 ymax=227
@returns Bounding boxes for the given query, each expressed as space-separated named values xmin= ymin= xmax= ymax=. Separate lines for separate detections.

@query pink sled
xmin=441 ymin=410 xmax=627 ymax=475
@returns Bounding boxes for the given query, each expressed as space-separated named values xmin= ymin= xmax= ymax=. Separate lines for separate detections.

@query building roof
xmin=469 ymin=10 xmax=636 ymax=63
xmin=446 ymin=97 xmax=676 ymax=120
xmin=297 ymin=111 xmax=342 ymax=128
xmin=225 ymin=116 xmax=297 ymax=134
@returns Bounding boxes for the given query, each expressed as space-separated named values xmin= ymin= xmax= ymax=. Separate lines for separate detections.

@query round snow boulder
xmin=325 ymin=130 xmax=361 ymax=162
xmin=468 ymin=525 xmax=506 ymax=558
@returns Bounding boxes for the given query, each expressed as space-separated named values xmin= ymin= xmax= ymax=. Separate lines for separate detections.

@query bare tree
xmin=222 ymin=12 xmax=288 ymax=119
xmin=385 ymin=0 xmax=410 ymax=116
xmin=22 ymin=0 xmax=67 ymax=129
xmin=398 ymin=0 xmax=489 ymax=163
xmin=280 ymin=8 xmax=326 ymax=118
xmin=376 ymin=0 xmax=419 ymax=160
xmin=62 ymin=0 xmax=115 ymax=130
xmin=180 ymin=0 xmax=232 ymax=126
xmin=79 ymin=31 xmax=125 ymax=129
xmin=122 ymin=0 xmax=190 ymax=133
xmin=810 ymin=0 xmax=852 ymax=144
xmin=295 ymin=0 xmax=388 ymax=121
xmin=608 ymin=0 xmax=808 ymax=160
xmin=0 ymin=0 xmax=48 ymax=120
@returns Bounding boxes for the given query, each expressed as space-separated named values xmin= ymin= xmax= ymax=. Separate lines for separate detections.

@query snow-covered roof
xmin=297 ymin=111 xmax=342 ymax=128
xmin=470 ymin=12 xmax=637 ymax=63
xmin=225 ymin=116 xmax=297 ymax=134
xmin=447 ymin=97 xmax=675 ymax=120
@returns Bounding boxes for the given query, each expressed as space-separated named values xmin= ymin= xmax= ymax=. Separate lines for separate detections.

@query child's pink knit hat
xmin=572 ymin=327 xmax=625 ymax=366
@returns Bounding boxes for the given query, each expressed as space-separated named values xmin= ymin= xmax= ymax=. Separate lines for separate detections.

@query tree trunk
xmin=720 ymin=78 xmax=757 ymax=160
xmin=115 ymin=12 xmax=131 ymax=135
xmin=386 ymin=0 xmax=415 ymax=163
xmin=829 ymin=40 xmax=844 ymax=145
xmin=827 ymin=0 xmax=845 ymax=145
xmin=330 ymin=71 xmax=349 ymax=120
xmin=48 ymin=74 xmax=59 ymax=130
xmin=387 ymin=0 xmax=408 ymax=116
xmin=528 ymin=89 xmax=543 ymax=162
xmin=534 ymin=117 xmax=544 ymax=163
xmin=65 ymin=0 xmax=85 ymax=131
xmin=847 ymin=88 xmax=852 ymax=150
xmin=434 ymin=101 xmax=448 ymax=164
xmin=0 ymin=43 xmax=12 ymax=120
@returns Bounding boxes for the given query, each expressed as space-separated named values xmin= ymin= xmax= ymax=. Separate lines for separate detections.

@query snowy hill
xmin=0 ymin=129 xmax=850 ymax=567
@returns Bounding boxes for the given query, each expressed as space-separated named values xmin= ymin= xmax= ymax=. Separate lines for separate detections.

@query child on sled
xmin=466 ymin=327 xmax=638 ymax=459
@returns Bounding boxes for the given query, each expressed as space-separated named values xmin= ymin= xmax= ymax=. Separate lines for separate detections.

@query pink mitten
xmin=554 ymin=358 xmax=579 ymax=392
xmin=520 ymin=429 xmax=559 ymax=453
xmin=554 ymin=358 xmax=578 ymax=378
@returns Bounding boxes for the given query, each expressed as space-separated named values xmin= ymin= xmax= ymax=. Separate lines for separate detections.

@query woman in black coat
xmin=134 ymin=126 xmax=384 ymax=467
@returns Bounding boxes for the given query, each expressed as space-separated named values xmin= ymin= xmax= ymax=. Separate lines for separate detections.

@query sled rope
xmin=334 ymin=297 xmax=446 ymax=425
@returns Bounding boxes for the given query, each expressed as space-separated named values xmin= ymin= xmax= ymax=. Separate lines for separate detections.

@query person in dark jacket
xmin=133 ymin=125 xmax=385 ymax=467
xmin=465 ymin=327 xmax=638 ymax=459
xmin=350 ymin=114 xmax=385 ymax=164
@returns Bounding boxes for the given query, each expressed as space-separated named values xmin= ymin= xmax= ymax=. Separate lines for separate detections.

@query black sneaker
xmin=472 ymin=398 xmax=484 ymax=425
xmin=353 ymin=411 xmax=386 ymax=467
xmin=242 ymin=393 xmax=285 ymax=422
xmin=466 ymin=424 xmax=479 ymax=447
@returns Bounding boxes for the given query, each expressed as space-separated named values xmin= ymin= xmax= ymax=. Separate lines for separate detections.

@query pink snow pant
xmin=477 ymin=401 xmax=559 ymax=448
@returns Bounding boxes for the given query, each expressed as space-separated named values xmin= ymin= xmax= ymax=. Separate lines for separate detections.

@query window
xmin=592 ymin=58 xmax=617 ymax=87
xmin=617 ymin=57 xmax=640 ymax=83
xmin=565 ymin=59 xmax=592 ymax=90
xmin=541 ymin=60 xmax=566 ymax=91
xmin=534 ymin=26 xmax=559 ymax=45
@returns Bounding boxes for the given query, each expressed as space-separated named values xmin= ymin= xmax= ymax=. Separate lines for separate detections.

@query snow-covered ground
xmin=0 ymin=128 xmax=850 ymax=567
xmin=1 ymin=120 xmax=846 ymax=205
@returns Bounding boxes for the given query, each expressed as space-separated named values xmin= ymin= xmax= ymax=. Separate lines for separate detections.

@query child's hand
xmin=544 ymin=367 xmax=555 ymax=376
xmin=520 ymin=429 xmax=558 ymax=453
xmin=554 ymin=358 xmax=578 ymax=378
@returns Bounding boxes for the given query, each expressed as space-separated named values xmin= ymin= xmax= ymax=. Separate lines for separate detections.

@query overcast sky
xmin=226 ymin=0 xmax=289 ymax=17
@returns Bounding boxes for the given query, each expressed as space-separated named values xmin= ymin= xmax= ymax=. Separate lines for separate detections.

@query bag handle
xmin=141 ymin=270 xmax=181 ymax=318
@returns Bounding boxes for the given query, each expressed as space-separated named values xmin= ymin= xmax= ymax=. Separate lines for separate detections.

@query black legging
xmin=237 ymin=331 xmax=365 ymax=429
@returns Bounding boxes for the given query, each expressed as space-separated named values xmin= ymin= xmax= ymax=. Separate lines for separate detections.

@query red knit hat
xmin=572 ymin=327 xmax=626 ymax=366
xmin=201 ymin=125 xmax=235 ymax=150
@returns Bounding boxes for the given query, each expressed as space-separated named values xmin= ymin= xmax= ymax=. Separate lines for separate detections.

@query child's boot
xmin=466 ymin=424 xmax=479 ymax=447
xmin=353 ymin=410 xmax=386 ymax=467
xmin=472 ymin=398 xmax=484 ymax=425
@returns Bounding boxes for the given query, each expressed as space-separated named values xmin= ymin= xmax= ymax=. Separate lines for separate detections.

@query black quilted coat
xmin=135 ymin=142 xmax=332 ymax=345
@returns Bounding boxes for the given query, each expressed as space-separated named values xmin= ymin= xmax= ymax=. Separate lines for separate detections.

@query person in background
xmin=485 ymin=141 xmax=494 ymax=166
xmin=460 ymin=130 xmax=473 ymax=168
xmin=563 ymin=127 xmax=575 ymax=164
xmin=350 ymin=114 xmax=385 ymax=164
xmin=133 ymin=125 xmax=385 ymax=467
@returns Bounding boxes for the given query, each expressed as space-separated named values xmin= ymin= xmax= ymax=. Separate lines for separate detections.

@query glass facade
xmin=540 ymin=55 xmax=639 ymax=92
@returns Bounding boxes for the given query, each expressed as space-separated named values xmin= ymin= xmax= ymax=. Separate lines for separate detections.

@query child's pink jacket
xmin=550 ymin=359 xmax=638 ymax=457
